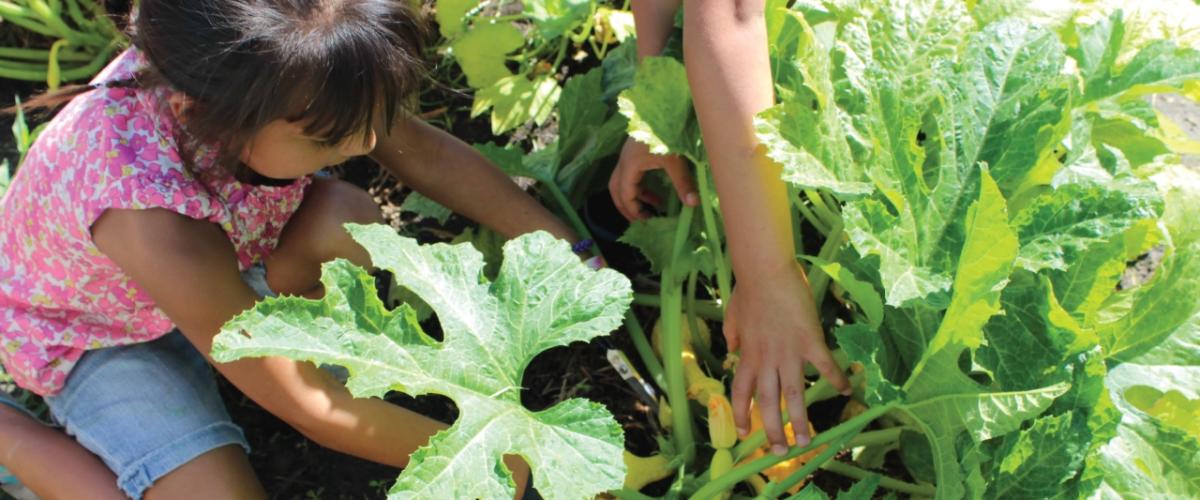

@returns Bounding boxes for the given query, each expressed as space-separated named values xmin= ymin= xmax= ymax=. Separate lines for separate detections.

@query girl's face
xmin=240 ymin=118 xmax=378 ymax=179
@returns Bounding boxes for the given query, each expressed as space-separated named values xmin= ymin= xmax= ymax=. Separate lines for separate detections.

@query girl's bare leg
xmin=0 ymin=404 xmax=124 ymax=500
xmin=144 ymin=445 xmax=265 ymax=500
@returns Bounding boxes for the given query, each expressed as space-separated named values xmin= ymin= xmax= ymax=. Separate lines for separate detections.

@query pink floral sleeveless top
xmin=0 ymin=49 xmax=312 ymax=395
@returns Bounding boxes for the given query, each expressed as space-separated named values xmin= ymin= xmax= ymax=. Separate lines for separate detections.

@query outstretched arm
xmin=683 ymin=0 xmax=851 ymax=453
xmin=609 ymin=0 xmax=698 ymax=221
xmin=372 ymin=116 xmax=578 ymax=241
xmin=92 ymin=207 xmax=443 ymax=468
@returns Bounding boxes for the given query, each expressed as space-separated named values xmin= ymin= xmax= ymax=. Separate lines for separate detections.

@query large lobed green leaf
xmin=608 ymin=0 xmax=1200 ymax=497
xmin=750 ymin=2 xmax=1200 ymax=499
xmin=213 ymin=227 xmax=632 ymax=499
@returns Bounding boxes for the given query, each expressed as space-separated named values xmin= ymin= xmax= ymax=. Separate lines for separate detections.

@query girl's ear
xmin=166 ymin=93 xmax=195 ymax=123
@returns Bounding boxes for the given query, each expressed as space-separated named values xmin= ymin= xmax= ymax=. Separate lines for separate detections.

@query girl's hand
xmin=724 ymin=263 xmax=851 ymax=455
xmin=609 ymin=138 xmax=699 ymax=220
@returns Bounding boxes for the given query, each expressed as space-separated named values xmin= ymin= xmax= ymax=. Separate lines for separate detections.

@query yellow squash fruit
xmin=684 ymin=351 xmax=725 ymax=400
xmin=737 ymin=420 xmax=825 ymax=494
xmin=623 ymin=451 xmax=674 ymax=491
xmin=708 ymin=449 xmax=734 ymax=500
xmin=707 ymin=393 xmax=738 ymax=449
xmin=709 ymin=448 xmax=733 ymax=479
xmin=657 ymin=396 xmax=673 ymax=430
xmin=651 ymin=313 xmax=712 ymax=356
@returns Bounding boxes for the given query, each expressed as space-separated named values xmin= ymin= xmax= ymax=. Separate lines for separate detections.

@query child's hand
xmin=723 ymin=263 xmax=851 ymax=455
xmin=609 ymin=138 xmax=699 ymax=220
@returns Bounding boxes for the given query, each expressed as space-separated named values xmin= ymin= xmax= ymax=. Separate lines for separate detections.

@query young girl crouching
xmin=0 ymin=1 xmax=580 ymax=497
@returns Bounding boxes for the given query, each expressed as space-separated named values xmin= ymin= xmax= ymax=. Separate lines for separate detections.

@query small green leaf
xmin=523 ymin=0 xmax=591 ymax=40
xmin=618 ymin=216 xmax=715 ymax=278
xmin=450 ymin=22 xmax=523 ymax=88
xmin=1098 ymin=166 xmax=1200 ymax=361
xmin=473 ymin=74 xmax=562 ymax=135
xmin=1092 ymin=417 xmax=1200 ymax=497
xmin=399 ymin=192 xmax=452 ymax=225
xmin=617 ymin=57 xmax=700 ymax=159
xmin=836 ymin=474 xmax=881 ymax=500
xmin=436 ymin=0 xmax=478 ymax=39
xmin=984 ymin=411 xmax=1092 ymax=499
xmin=0 ymin=159 xmax=11 ymax=198
xmin=807 ymin=257 xmax=884 ymax=328
xmin=1013 ymin=182 xmax=1161 ymax=273
xmin=837 ymin=324 xmax=904 ymax=406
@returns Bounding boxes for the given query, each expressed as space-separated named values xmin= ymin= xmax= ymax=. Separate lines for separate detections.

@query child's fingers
xmin=661 ymin=158 xmax=699 ymax=207
xmin=756 ymin=372 xmax=788 ymax=456
xmin=637 ymin=189 xmax=664 ymax=210
xmin=783 ymin=363 xmax=811 ymax=447
xmin=609 ymin=163 xmax=644 ymax=221
xmin=810 ymin=345 xmax=851 ymax=396
xmin=730 ymin=356 xmax=755 ymax=438
xmin=723 ymin=299 xmax=740 ymax=353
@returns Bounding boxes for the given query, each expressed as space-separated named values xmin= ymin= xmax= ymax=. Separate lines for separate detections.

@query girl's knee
xmin=309 ymin=178 xmax=383 ymax=229
xmin=144 ymin=444 xmax=264 ymax=500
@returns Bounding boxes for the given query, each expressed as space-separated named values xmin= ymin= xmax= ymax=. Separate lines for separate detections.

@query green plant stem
xmin=541 ymin=182 xmax=666 ymax=389
xmin=610 ymin=489 xmax=656 ymax=500
xmin=544 ymin=182 xmax=596 ymax=251
xmin=632 ymin=293 xmax=724 ymax=321
xmin=0 ymin=58 xmax=63 ymax=70
xmin=550 ymin=35 xmax=571 ymax=76
xmin=64 ymin=0 xmax=89 ymax=30
xmin=27 ymin=0 xmax=106 ymax=46
xmin=0 ymin=5 xmax=58 ymax=39
xmin=793 ymin=197 xmax=831 ymax=235
xmin=696 ymin=163 xmax=732 ymax=307
xmin=625 ymin=310 xmax=666 ymax=388
xmin=762 ymin=434 xmax=853 ymax=498
xmin=804 ymin=189 xmax=839 ymax=229
xmin=686 ymin=269 xmax=723 ymax=376
xmin=663 ymin=205 xmax=698 ymax=465
xmin=806 ymin=219 xmax=844 ymax=310
xmin=731 ymin=388 xmax=880 ymax=461
xmin=489 ymin=13 xmax=526 ymax=23
xmin=0 ymin=47 xmax=91 ymax=61
xmin=820 ymin=461 xmax=936 ymax=497
xmin=692 ymin=403 xmax=897 ymax=498
xmin=845 ymin=426 xmax=906 ymax=449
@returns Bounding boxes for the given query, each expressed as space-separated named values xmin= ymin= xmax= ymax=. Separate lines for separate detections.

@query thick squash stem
xmin=662 ymin=205 xmax=697 ymax=464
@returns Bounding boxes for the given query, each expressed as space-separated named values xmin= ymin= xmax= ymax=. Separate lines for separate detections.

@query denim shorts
xmin=43 ymin=330 xmax=249 ymax=499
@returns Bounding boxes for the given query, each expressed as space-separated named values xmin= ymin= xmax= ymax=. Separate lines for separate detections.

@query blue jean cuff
xmin=116 ymin=421 xmax=249 ymax=499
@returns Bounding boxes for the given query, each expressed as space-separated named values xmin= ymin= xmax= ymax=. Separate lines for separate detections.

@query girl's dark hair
xmin=16 ymin=0 xmax=429 ymax=175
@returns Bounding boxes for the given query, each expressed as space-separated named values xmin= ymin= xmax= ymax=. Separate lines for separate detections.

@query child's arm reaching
xmin=612 ymin=0 xmax=853 ymax=453
xmin=90 ymin=207 xmax=530 ymax=492
xmin=91 ymin=208 xmax=440 ymax=465
xmin=683 ymin=0 xmax=851 ymax=453
xmin=609 ymin=0 xmax=699 ymax=220
xmin=371 ymin=116 xmax=579 ymax=242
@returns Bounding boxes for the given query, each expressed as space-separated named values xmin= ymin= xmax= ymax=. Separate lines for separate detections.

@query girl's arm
xmin=682 ymin=0 xmax=851 ymax=452
xmin=371 ymin=116 xmax=578 ymax=241
xmin=609 ymin=0 xmax=698 ymax=221
xmin=91 ymin=207 xmax=444 ymax=467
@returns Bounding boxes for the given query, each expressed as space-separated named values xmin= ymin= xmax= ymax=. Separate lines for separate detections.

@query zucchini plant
xmin=607 ymin=0 xmax=1200 ymax=498
xmin=0 ymin=0 xmax=126 ymax=88
xmin=212 ymin=226 xmax=633 ymax=499
xmin=433 ymin=0 xmax=633 ymax=135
